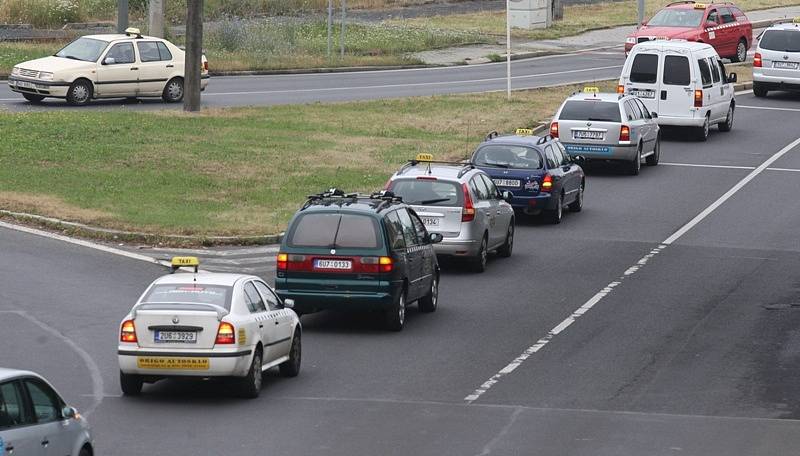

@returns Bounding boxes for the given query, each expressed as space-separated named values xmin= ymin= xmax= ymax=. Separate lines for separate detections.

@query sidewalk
xmin=413 ymin=5 xmax=800 ymax=65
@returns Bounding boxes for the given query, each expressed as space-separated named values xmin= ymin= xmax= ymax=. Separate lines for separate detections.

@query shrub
xmin=0 ymin=0 xmax=86 ymax=28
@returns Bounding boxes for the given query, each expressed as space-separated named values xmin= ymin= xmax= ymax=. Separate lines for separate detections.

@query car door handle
xmin=41 ymin=440 xmax=49 ymax=446
xmin=259 ymin=324 xmax=264 ymax=328
xmin=275 ymin=321 xmax=279 ymax=325
xmin=166 ymin=64 xmax=174 ymax=68
xmin=130 ymin=67 xmax=139 ymax=71
xmin=660 ymin=90 xmax=667 ymax=100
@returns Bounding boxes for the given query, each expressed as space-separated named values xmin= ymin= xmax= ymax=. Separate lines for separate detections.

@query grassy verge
xmin=386 ymin=0 xmax=800 ymax=41
xmin=0 ymin=80 xmax=616 ymax=238
xmin=0 ymin=41 xmax=61 ymax=77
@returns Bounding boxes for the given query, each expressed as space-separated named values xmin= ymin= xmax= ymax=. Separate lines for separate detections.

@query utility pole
xmin=506 ymin=0 xmax=511 ymax=101
xmin=327 ymin=0 xmax=333 ymax=58
xmin=638 ymin=0 xmax=645 ymax=25
xmin=149 ymin=0 xmax=165 ymax=38
xmin=340 ymin=0 xmax=346 ymax=58
xmin=184 ymin=0 xmax=203 ymax=112
xmin=117 ymin=0 xmax=129 ymax=33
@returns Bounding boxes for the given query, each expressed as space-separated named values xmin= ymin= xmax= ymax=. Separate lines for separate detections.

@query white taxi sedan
xmin=117 ymin=258 xmax=301 ymax=398
xmin=8 ymin=28 xmax=209 ymax=105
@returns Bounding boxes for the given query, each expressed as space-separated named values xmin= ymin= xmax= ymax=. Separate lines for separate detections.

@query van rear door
xmin=659 ymin=51 xmax=694 ymax=118
xmin=624 ymin=50 xmax=661 ymax=114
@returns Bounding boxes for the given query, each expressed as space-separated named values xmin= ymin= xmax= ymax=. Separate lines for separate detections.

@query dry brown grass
xmin=0 ymin=191 xmax=117 ymax=223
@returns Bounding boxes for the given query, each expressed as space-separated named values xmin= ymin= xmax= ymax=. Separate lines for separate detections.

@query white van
xmin=618 ymin=41 xmax=738 ymax=141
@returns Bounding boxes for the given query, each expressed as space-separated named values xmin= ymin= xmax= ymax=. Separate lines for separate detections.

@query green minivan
xmin=275 ymin=191 xmax=442 ymax=331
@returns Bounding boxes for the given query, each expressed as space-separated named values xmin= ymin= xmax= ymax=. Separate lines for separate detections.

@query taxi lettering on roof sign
xmin=693 ymin=3 xmax=707 ymax=9
xmin=415 ymin=153 xmax=434 ymax=162
xmin=515 ymin=128 xmax=534 ymax=136
xmin=583 ymin=87 xmax=600 ymax=93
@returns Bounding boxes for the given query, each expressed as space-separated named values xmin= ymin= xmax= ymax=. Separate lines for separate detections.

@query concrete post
xmin=508 ymin=0 xmax=551 ymax=30
xmin=149 ymin=0 xmax=165 ymax=38
xmin=117 ymin=0 xmax=129 ymax=33
xmin=184 ymin=0 xmax=203 ymax=112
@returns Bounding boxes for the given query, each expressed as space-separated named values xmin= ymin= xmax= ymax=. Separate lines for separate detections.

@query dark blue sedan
xmin=470 ymin=130 xmax=586 ymax=224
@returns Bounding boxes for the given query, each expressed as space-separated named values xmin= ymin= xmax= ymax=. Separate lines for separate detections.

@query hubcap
xmin=253 ymin=353 xmax=262 ymax=390
xmin=431 ymin=278 xmax=438 ymax=307
xmin=508 ymin=225 xmax=514 ymax=247
xmin=73 ymin=85 xmax=88 ymax=102
xmin=727 ymin=107 xmax=733 ymax=128
xmin=557 ymin=197 xmax=563 ymax=219
xmin=168 ymin=81 xmax=183 ymax=100
xmin=704 ymin=119 xmax=709 ymax=137
xmin=738 ymin=43 xmax=746 ymax=61
xmin=292 ymin=337 xmax=301 ymax=366
xmin=398 ymin=294 xmax=405 ymax=324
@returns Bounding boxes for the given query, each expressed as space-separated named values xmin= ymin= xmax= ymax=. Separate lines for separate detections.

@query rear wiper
xmin=419 ymin=198 xmax=450 ymax=205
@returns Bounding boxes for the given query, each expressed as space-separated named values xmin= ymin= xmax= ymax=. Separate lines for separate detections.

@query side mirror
xmin=502 ymin=191 xmax=513 ymax=203
xmin=62 ymin=406 xmax=78 ymax=419
xmin=650 ymin=112 xmax=658 ymax=118
xmin=706 ymin=20 xmax=718 ymax=29
xmin=283 ymin=298 xmax=295 ymax=309
xmin=103 ymin=57 xmax=115 ymax=65
xmin=727 ymin=72 xmax=737 ymax=83
xmin=429 ymin=233 xmax=444 ymax=244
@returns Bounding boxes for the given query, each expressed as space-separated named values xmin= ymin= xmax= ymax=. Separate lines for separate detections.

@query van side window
xmin=630 ymin=53 xmax=658 ymax=84
xmin=716 ymin=60 xmax=727 ymax=83
xmin=709 ymin=58 xmax=720 ymax=83
xmin=697 ymin=58 xmax=712 ymax=87
xmin=663 ymin=55 xmax=690 ymax=86
xmin=384 ymin=211 xmax=406 ymax=251
xmin=396 ymin=208 xmax=420 ymax=247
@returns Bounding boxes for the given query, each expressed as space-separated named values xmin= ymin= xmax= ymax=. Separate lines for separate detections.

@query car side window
xmin=0 ymin=381 xmax=31 ymax=430
xmin=23 ymin=379 xmax=62 ymax=424
xmin=396 ymin=208 xmax=420 ymax=247
xmin=157 ymin=42 xmax=173 ymax=61
xmin=254 ymin=281 xmax=280 ymax=311
xmin=384 ymin=211 xmax=406 ymax=251
xmin=635 ymin=99 xmax=652 ymax=119
xmin=697 ymin=58 xmax=712 ymax=87
xmin=628 ymin=100 xmax=644 ymax=120
xmin=408 ymin=211 xmax=429 ymax=244
xmin=137 ymin=42 xmax=161 ymax=62
xmin=543 ymin=145 xmax=558 ymax=168
xmin=243 ymin=282 xmax=266 ymax=313
xmin=106 ymin=42 xmax=135 ymax=64
xmin=470 ymin=176 xmax=490 ymax=201
xmin=623 ymin=101 xmax=635 ymax=121
xmin=479 ymin=174 xmax=501 ymax=199
xmin=719 ymin=7 xmax=735 ymax=24
xmin=707 ymin=9 xmax=719 ymax=25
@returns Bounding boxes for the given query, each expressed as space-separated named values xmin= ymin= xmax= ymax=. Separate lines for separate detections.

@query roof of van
xmin=631 ymin=40 xmax=715 ymax=53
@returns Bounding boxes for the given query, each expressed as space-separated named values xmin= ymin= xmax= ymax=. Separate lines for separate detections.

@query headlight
xmin=626 ymin=37 xmax=637 ymax=44
xmin=11 ymin=67 xmax=21 ymax=76
xmin=38 ymin=72 xmax=54 ymax=81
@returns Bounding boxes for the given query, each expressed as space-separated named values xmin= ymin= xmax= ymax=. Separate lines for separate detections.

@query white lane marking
xmin=768 ymin=167 xmax=800 ymax=173
xmin=204 ymin=65 xmax=622 ymax=97
xmin=738 ymin=105 xmax=800 ymax=113
xmin=660 ymin=162 xmax=756 ymax=170
xmin=0 ymin=310 xmax=104 ymax=416
xmin=0 ymin=220 xmax=169 ymax=268
xmin=464 ymin=135 xmax=800 ymax=404
xmin=735 ymin=89 xmax=753 ymax=95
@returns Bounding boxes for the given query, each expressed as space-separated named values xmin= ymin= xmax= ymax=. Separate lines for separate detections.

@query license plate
xmin=136 ymin=357 xmax=209 ymax=370
xmin=15 ymin=81 xmax=35 ymax=89
xmin=421 ymin=217 xmax=440 ymax=226
xmin=314 ymin=259 xmax=352 ymax=270
xmin=629 ymin=89 xmax=655 ymax=99
xmin=573 ymin=130 xmax=604 ymax=140
xmin=773 ymin=61 xmax=799 ymax=69
xmin=155 ymin=330 xmax=197 ymax=343
xmin=492 ymin=179 xmax=521 ymax=187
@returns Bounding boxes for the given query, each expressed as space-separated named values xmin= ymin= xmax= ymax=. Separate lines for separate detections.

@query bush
xmin=0 ymin=0 xmax=86 ymax=28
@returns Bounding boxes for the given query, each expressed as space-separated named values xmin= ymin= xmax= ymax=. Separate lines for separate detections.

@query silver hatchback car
xmin=753 ymin=20 xmax=800 ymax=97
xmin=552 ymin=88 xmax=661 ymax=175
xmin=0 ymin=368 xmax=93 ymax=456
xmin=387 ymin=155 xmax=515 ymax=272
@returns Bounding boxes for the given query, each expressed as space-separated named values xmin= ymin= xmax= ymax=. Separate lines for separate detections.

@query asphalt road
xmin=0 ymin=50 xmax=625 ymax=111
xmin=1 ymin=90 xmax=800 ymax=455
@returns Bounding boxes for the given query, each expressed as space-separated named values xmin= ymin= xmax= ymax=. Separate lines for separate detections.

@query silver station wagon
xmin=552 ymin=87 xmax=661 ymax=175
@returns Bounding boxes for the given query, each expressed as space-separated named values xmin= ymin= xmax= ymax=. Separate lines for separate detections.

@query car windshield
xmin=472 ymin=145 xmax=544 ymax=169
xmin=55 ymin=37 xmax=108 ymax=62
xmin=287 ymin=212 xmax=381 ymax=249
xmin=760 ymin=30 xmax=800 ymax=52
xmin=142 ymin=284 xmax=232 ymax=308
xmin=389 ymin=179 xmax=463 ymax=207
xmin=647 ymin=8 xmax=704 ymax=27
xmin=559 ymin=100 xmax=622 ymax=122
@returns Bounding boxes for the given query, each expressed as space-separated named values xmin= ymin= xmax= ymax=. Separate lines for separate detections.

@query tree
xmin=184 ymin=0 xmax=203 ymax=112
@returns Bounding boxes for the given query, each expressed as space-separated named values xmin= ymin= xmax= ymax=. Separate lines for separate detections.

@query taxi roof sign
xmin=583 ymin=86 xmax=600 ymax=94
xmin=515 ymin=128 xmax=534 ymax=136
xmin=693 ymin=2 xmax=707 ymax=8
xmin=171 ymin=256 xmax=200 ymax=273
xmin=415 ymin=153 xmax=434 ymax=162
xmin=124 ymin=27 xmax=142 ymax=37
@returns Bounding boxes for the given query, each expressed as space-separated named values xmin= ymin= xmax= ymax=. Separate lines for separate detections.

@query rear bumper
xmin=434 ymin=238 xmax=481 ymax=256
xmin=118 ymin=346 xmax=254 ymax=377
xmin=563 ymin=142 xmax=638 ymax=161
xmin=752 ymin=73 xmax=800 ymax=91
xmin=656 ymin=113 xmax=708 ymax=127
xmin=276 ymin=284 xmax=399 ymax=313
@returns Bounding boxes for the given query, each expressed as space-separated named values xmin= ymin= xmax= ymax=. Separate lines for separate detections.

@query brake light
xmin=215 ymin=322 xmax=235 ymax=344
xmin=753 ymin=52 xmax=762 ymax=68
xmin=203 ymin=61 xmax=209 ymax=71
xmin=617 ymin=84 xmax=625 ymax=94
xmin=541 ymin=174 xmax=553 ymax=192
xmin=461 ymin=183 xmax=475 ymax=222
xmin=384 ymin=178 xmax=393 ymax=190
xmin=277 ymin=253 xmax=288 ymax=270
xmin=619 ymin=125 xmax=631 ymax=142
xmin=694 ymin=89 xmax=703 ymax=108
xmin=120 ymin=320 xmax=137 ymax=343
xmin=549 ymin=121 xmax=559 ymax=139
xmin=361 ymin=256 xmax=394 ymax=273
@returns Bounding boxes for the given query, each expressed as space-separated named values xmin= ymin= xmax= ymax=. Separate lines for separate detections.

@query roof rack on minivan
xmin=303 ymin=188 xmax=404 ymax=210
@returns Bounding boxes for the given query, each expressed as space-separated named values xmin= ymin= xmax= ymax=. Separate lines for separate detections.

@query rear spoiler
xmin=131 ymin=302 xmax=228 ymax=321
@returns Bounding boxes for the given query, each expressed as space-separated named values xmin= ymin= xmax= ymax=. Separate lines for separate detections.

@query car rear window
xmin=389 ymin=179 xmax=463 ymax=206
xmin=760 ymin=30 xmax=800 ymax=52
xmin=647 ymin=8 xmax=704 ymax=27
xmin=558 ymin=100 xmax=621 ymax=122
xmin=143 ymin=284 xmax=232 ymax=308
xmin=630 ymin=53 xmax=658 ymax=84
xmin=287 ymin=213 xmax=381 ymax=249
xmin=663 ymin=55 xmax=690 ymax=85
xmin=472 ymin=145 xmax=544 ymax=169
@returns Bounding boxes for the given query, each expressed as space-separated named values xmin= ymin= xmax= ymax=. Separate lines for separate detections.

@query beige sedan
xmin=8 ymin=28 xmax=209 ymax=105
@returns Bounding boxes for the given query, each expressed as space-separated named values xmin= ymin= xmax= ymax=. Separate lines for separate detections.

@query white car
xmin=117 ymin=257 xmax=301 ymax=398
xmin=753 ymin=19 xmax=800 ymax=97
xmin=8 ymin=28 xmax=209 ymax=105
xmin=0 ymin=368 xmax=93 ymax=456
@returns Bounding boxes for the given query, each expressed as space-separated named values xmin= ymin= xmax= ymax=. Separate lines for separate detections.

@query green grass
xmin=0 ymin=81 xmax=615 ymax=238
xmin=0 ymin=42 xmax=60 ymax=77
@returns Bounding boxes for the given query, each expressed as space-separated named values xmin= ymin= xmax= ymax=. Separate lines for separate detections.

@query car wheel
xmin=497 ymin=221 xmax=514 ymax=257
xmin=471 ymin=235 xmax=488 ymax=272
xmin=718 ymin=104 xmax=734 ymax=132
xmin=239 ymin=348 xmax=262 ymax=398
xmin=78 ymin=445 xmax=92 ymax=456
xmin=628 ymin=145 xmax=642 ymax=175
xmin=418 ymin=274 xmax=439 ymax=312
xmin=753 ymin=82 xmax=768 ymax=98
xmin=646 ymin=135 xmax=660 ymax=166
xmin=546 ymin=194 xmax=563 ymax=224
xmin=22 ymin=93 xmax=45 ymax=103
xmin=279 ymin=332 xmax=302 ymax=377
xmin=696 ymin=115 xmax=710 ymax=142
xmin=385 ymin=289 xmax=406 ymax=331
xmin=66 ymin=79 xmax=92 ymax=106
xmin=162 ymin=77 xmax=184 ymax=103
xmin=568 ymin=181 xmax=584 ymax=212
xmin=119 ymin=371 xmax=143 ymax=396
xmin=733 ymin=39 xmax=747 ymax=63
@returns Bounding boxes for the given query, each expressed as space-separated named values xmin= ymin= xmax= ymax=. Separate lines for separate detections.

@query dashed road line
xmin=464 ymin=135 xmax=800 ymax=404
xmin=738 ymin=105 xmax=800 ymax=113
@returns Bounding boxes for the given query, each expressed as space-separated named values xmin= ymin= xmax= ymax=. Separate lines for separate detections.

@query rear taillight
xmin=120 ymin=320 xmax=137 ymax=343
xmin=541 ymin=174 xmax=553 ymax=192
xmin=619 ymin=125 xmax=631 ymax=142
xmin=549 ymin=121 xmax=559 ymax=139
xmin=361 ymin=256 xmax=394 ymax=273
xmin=461 ymin=183 xmax=475 ymax=222
xmin=203 ymin=61 xmax=209 ymax=71
xmin=277 ymin=253 xmax=288 ymax=270
xmin=215 ymin=322 xmax=235 ymax=344
xmin=694 ymin=89 xmax=703 ymax=108
xmin=753 ymin=52 xmax=762 ymax=68
xmin=384 ymin=178 xmax=393 ymax=190
xmin=617 ymin=84 xmax=625 ymax=94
